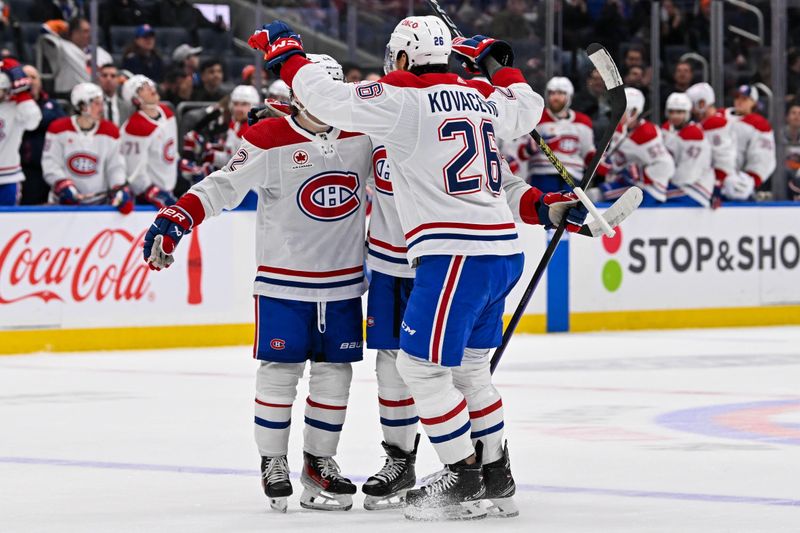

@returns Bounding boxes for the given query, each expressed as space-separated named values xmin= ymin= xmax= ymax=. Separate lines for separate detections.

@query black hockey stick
xmin=489 ymin=45 xmax=627 ymax=373
xmin=427 ymin=0 xmax=614 ymax=237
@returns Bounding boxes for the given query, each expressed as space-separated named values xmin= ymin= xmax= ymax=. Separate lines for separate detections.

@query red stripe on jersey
xmin=678 ymin=124 xmax=705 ymax=141
xmin=741 ymin=113 xmax=772 ymax=133
xmin=252 ymin=296 xmax=259 ymax=359
xmin=405 ymin=221 xmax=516 ymax=240
xmin=379 ymin=397 xmax=416 ymax=407
xmin=430 ymin=255 xmax=463 ymax=365
xmin=419 ymin=398 xmax=467 ymax=425
xmin=255 ymin=398 xmax=292 ymax=408
xmin=469 ymin=399 xmax=503 ymax=419
xmin=381 ymin=70 xmax=495 ymax=99
xmin=306 ymin=397 xmax=347 ymax=410
xmin=257 ymin=265 xmax=363 ymax=278
xmin=368 ymin=236 xmax=407 ymax=253
xmin=124 ymin=111 xmax=158 ymax=137
xmin=47 ymin=116 xmax=76 ymax=134
xmin=702 ymin=113 xmax=727 ymax=131
xmin=629 ymin=121 xmax=659 ymax=145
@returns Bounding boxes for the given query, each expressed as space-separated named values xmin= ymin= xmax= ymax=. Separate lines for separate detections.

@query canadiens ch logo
xmin=163 ymin=138 xmax=176 ymax=163
xmin=270 ymin=339 xmax=286 ymax=350
xmin=372 ymin=146 xmax=392 ymax=195
xmin=366 ymin=316 xmax=375 ymax=327
xmin=292 ymin=149 xmax=312 ymax=168
xmin=297 ymin=171 xmax=361 ymax=222
xmin=543 ymin=134 xmax=580 ymax=155
xmin=67 ymin=152 xmax=99 ymax=176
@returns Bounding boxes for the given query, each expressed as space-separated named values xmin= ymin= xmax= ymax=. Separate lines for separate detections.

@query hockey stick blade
xmin=577 ymin=187 xmax=643 ymax=237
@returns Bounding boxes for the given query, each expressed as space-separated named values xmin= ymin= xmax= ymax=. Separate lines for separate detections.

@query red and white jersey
xmin=522 ymin=108 xmax=595 ymax=179
xmin=121 ymin=104 xmax=178 ymax=195
xmin=726 ymin=109 xmax=776 ymax=186
xmin=283 ymin=56 xmax=543 ymax=262
xmin=698 ymin=109 xmax=737 ymax=182
xmin=42 ymin=117 xmax=126 ymax=200
xmin=367 ymin=145 xmax=537 ymax=278
xmin=183 ymin=115 xmax=372 ymax=302
xmin=661 ymin=122 xmax=715 ymax=207
xmin=211 ymin=120 xmax=250 ymax=168
xmin=609 ymin=120 xmax=676 ymax=202
xmin=0 ymin=94 xmax=42 ymax=184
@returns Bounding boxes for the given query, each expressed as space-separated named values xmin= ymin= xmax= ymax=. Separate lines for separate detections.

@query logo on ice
xmin=0 ymin=229 xmax=152 ymax=304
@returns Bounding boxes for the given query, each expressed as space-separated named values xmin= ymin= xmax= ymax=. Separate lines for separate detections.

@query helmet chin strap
xmin=292 ymin=95 xmax=328 ymax=130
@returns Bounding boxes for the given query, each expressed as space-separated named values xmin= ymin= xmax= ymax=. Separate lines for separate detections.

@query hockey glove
xmin=141 ymin=185 xmax=177 ymax=209
xmin=720 ymin=171 xmax=755 ymax=201
xmin=248 ymin=21 xmax=305 ymax=73
xmin=182 ymin=131 xmax=207 ymax=160
xmin=54 ymin=179 xmax=80 ymax=205
xmin=143 ymin=205 xmax=193 ymax=271
xmin=537 ymin=191 xmax=589 ymax=233
xmin=109 ymin=185 xmax=134 ymax=215
xmin=452 ymin=35 xmax=514 ymax=79
xmin=0 ymin=58 xmax=31 ymax=95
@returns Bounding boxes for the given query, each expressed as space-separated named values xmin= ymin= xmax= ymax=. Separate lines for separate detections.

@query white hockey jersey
xmin=283 ymin=56 xmax=543 ymax=262
xmin=210 ymin=120 xmax=250 ymax=168
xmin=179 ymin=115 xmax=372 ymax=302
xmin=121 ymin=104 xmax=178 ymax=195
xmin=0 ymin=94 xmax=42 ymax=185
xmin=609 ymin=120 xmax=676 ymax=202
xmin=661 ymin=122 xmax=715 ymax=207
xmin=698 ymin=109 xmax=737 ymax=183
xmin=42 ymin=117 xmax=126 ymax=200
xmin=522 ymin=108 xmax=595 ymax=179
xmin=726 ymin=109 xmax=776 ymax=186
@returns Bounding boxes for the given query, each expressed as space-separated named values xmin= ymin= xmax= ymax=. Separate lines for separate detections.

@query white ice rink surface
xmin=2 ymin=327 xmax=799 ymax=533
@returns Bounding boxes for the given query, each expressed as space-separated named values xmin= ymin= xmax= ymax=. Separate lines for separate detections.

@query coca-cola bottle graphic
xmin=187 ymin=227 xmax=203 ymax=305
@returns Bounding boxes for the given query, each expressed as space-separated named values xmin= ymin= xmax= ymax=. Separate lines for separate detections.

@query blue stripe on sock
xmin=380 ymin=416 xmax=419 ymax=427
xmin=254 ymin=416 xmax=291 ymax=430
xmin=428 ymin=420 xmax=471 ymax=444
xmin=304 ymin=416 xmax=343 ymax=432
xmin=470 ymin=421 xmax=504 ymax=439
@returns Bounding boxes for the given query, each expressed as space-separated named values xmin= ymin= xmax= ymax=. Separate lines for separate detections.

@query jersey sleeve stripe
xmin=405 ymin=221 xmax=517 ymax=239
xmin=257 ymin=265 xmax=364 ymax=278
xmin=407 ymin=232 xmax=518 ymax=250
xmin=368 ymin=236 xmax=407 ymax=252
xmin=254 ymin=276 xmax=364 ymax=289
xmin=368 ymin=249 xmax=409 ymax=265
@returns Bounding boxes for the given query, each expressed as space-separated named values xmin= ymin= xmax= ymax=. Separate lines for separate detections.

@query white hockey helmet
xmin=70 ymin=82 xmax=103 ymax=114
xmin=268 ymin=79 xmax=290 ymax=101
xmin=230 ymin=84 xmax=260 ymax=106
xmin=0 ymin=72 xmax=10 ymax=100
xmin=121 ymin=74 xmax=156 ymax=107
xmin=665 ymin=92 xmax=692 ymax=113
xmin=686 ymin=82 xmax=715 ymax=108
xmin=384 ymin=15 xmax=451 ymax=74
xmin=624 ymin=87 xmax=646 ymax=119
xmin=545 ymin=76 xmax=575 ymax=108
xmin=306 ymin=53 xmax=344 ymax=82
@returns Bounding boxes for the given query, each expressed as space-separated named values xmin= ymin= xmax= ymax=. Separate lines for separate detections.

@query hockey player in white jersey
xmin=207 ymin=85 xmax=260 ymax=169
xmin=724 ymin=85 xmax=776 ymax=201
xmin=42 ymin=83 xmax=132 ymax=213
xmin=0 ymin=58 xmax=42 ymax=205
xmin=518 ymin=76 xmax=596 ymax=192
xmin=685 ymin=82 xmax=738 ymax=207
xmin=597 ymin=87 xmax=675 ymax=206
xmin=250 ymin=18 xmax=588 ymax=520
xmin=143 ymin=54 xmax=371 ymax=513
xmin=120 ymin=75 xmax=178 ymax=208
xmin=660 ymin=92 xmax=715 ymax=207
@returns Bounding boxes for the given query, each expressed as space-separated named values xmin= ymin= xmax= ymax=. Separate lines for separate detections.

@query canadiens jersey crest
xmin=296 ymin=171 xmax=361 ymax=221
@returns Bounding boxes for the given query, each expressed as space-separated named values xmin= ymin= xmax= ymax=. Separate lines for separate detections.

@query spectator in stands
xmin=688 ymin=0 xmax=711 ymax=50
xmin=154 ymin=0 xmax=224 ymax=45
xmin=159 ymin=65 xmax=192 ymax=107
xmin=491 ymin=0 xmax=534 ymax=40
xmin=122 ymin=24 xmax=164 ymax=83
xmin=623 ymin=44 xmax=652 ymax=86
xmin=592 ymin=0 xmax=629 ymax=57
xmin=191 ymin=59 xmax=225 ymax=101
xmin=563 ymin=0 xmax=592 ymax=52
xmin=98 ymin=64 xmax=126 ymax=126
xmin=35 ymin=0 xmax=84 ymax=22
xmin=42 ymin=16 xmax=112 ymax=98
xmin=241 ymin=64 xmax=269 ymax=87
xmin=784 ymin=102 xmax=800 ymax=200
xmin=171 ymin=44 xmax=202 ymax=87
xmin=661 ymin=60 xmax=694 ymax=109
xmin=20 ymin=65 xmax=66 ymax=205
xmin=573 ymin=67 xmax=611 ymax=142
xmin=787 ymin=50 xmax=800 ymax=103
xmin=100 ymin=0 xmax=148 ymax=52
xmin=660 ymin=0 xmax=687 ymax=47
xmin=0 ymin=1 xmax=9 ymax=30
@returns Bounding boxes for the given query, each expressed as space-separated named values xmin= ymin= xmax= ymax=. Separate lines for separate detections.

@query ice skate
xmin=260 ymin=455 xmax=292 ymax=513
xmin=363 ymin=434 xmax=419 ymax=510
xmin=403 ymin=457 xmax=487 ymax=521
xmin=299 ymin=452 xmax=356 ymax=511
xmin=481 ymin=441 xmax=519 ymax=518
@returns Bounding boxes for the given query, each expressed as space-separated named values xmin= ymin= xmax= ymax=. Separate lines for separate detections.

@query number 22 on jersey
xmin=438 ymin=118 xmax=502 ymax=196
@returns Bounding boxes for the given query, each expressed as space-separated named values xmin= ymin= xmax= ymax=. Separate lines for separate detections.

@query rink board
xmin=0 ymin=204 xmax=798 ymax=353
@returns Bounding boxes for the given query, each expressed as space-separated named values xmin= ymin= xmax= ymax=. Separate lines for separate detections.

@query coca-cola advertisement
xmin=0 ymin=211 xmax=252 ymax=330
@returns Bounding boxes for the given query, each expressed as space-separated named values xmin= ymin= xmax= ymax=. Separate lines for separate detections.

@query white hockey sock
xmin=254 ymin=361 xmax=303 ymax=457
xmin=303 ymin=362 xmax=352 ymax=457
xmin=453 ymin=349 xmax=505 ymax=464
xmin=376 ymin=349 xmax=418 ymax=452
xmin=396 ymin=350 xmax=473 ymax=465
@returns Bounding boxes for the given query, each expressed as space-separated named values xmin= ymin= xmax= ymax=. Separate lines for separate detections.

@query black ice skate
xmin=362 ymin=434 xmax=420 ymax=510
xmin=260 ymin=455 xmax=292 ymax=513
xmin=481 ymin=441 xmax=519 ymax=518
xmin=403 ymin=457 xmax=487 ymax=521
xmin=299 ymin=452 xmax=357 ymax=511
